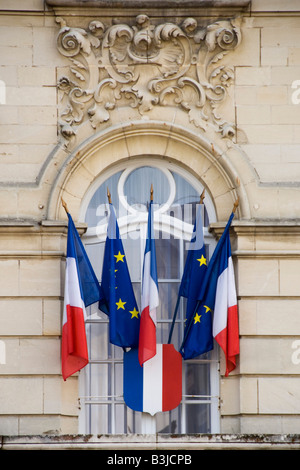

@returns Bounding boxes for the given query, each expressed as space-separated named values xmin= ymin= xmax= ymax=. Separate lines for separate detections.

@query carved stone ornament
xmin=56 ymin=15 xmax=242 ymax=142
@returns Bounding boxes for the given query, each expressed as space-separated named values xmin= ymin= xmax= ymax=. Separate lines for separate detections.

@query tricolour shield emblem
xmin=123 ymin=343 xmax=182 ymax=416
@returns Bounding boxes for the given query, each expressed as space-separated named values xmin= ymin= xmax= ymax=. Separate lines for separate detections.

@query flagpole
xmin=179 ymin=198 xmax=239 ymax=355
xmin=168 ymin=189 xmax=206 ymax=346
xmin=107 ymin=187 xmax=112 ymax=204
xmin=167 ymin=296 xmax=180 ymax=344
xmin=200 ymin=188 xmax=205 ymax=204
xmin=233 ymin=197 xmax=239 ymax=214
xmin=61 ymin=197 xmax=69 ymax=215
xmin=142 ymin=186 xmax=156 ymax=432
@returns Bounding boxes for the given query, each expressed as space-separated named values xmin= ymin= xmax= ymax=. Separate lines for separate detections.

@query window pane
xmin=115 ymin=404 xmax=126 ymax=433
xmin=122 ymin=233 xmax=142 ymax=282
xmin=185 ymin=363 xmax=211 ymax=397
xmin=85 ymin=243 xmax=105 ymax=281
xmin=115 ymin=362 xmax=124 ymax=398
xmin=171 ymin=172 xmax=209 ymax=226
xmin=126 ymin=408 xmax=142 ymax=434
xmin=124 ymin=166 xmax=170 ymax=209
xmin=186 ymin=403 xmax=211 ymax=433
xmin=156 ymin=406 xmax=181 ymax=434
xmin=88 ymin=403 xmax=110 ymax=434
xmin=157 ymin=321 xmax=180 ymax=346
xmin=155 ymin=235 xmax=180 ymax=279
xmin=87 ymin=323 xmax=108 ymax=361
xmin=156 ymin=282 xmax=180 ymax=322
xmin=85 ymin=171 xmax=122 ymax=225
xmin=88 ymin=363 xmax=109 ymax=399
xmin=172 ymin=171 xmax=199 ymax=205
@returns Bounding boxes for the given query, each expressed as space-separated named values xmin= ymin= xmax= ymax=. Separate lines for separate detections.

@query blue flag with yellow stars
xmin=101 ymin=203 xmax=140 ymax=349
xmin=179 ymin=204 xmax=214 ymax=359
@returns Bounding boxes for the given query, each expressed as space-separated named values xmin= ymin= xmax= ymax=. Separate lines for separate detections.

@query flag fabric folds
xmin=62 ymin=213 xmax=105 ymax=380
xmin=178 ymin=204 xmax=214 ymax=360
xmin=67 ymin=214 xmax=106 ymax=308
xmin=124 ymin=344 xmax=182 ymax=415
xmin=101 ymin=203 xmax=140 ymax=349
xmin=178 ymin=204 xmax=207 ymax=303
xmin=195 ymin=212 xmax=239 ymax=375
xmin=138 ymin=200 xmax=159 ymax=366
xmin=211 ymin=216 xmax=239 ymax=376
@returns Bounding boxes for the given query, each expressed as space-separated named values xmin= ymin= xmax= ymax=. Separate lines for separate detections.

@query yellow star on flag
xmin=116 ymin=298 xmax=126 ymax=310
xmin=197 ymin=254 xmax=207 ymax=266
xmin=129 ymin=307 xmax=139 ymax=319
xmin=194 ymin=312 xmax=201 ymax=324
xmin=114 ymin=251 xmax=125 ymax=263
xmin=203 ymin=305 xmax=212 ymax=313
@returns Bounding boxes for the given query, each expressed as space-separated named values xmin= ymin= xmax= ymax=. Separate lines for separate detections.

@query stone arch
xmin=47 ymin=120 xmax=251 ymax=222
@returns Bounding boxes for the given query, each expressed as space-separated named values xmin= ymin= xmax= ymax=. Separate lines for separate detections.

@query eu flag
xmin=179 ymin=204 xmax=214 ymax=359
xmin=179 ymin=204 xmax=207 ymax=314
xmin=101 ymin=203 xmax=140 ymax=348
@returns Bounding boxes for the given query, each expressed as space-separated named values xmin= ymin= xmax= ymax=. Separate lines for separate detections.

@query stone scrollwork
xmin=56 ymin=15 xmax=242 ymax=142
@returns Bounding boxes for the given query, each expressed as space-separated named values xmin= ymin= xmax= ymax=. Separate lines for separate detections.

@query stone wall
xmin=1 ymin=0 xmax=300 ymax=441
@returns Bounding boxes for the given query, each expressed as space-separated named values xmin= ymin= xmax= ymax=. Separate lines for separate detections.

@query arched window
xmin=78 ymin=159 xmax=220 ymax=434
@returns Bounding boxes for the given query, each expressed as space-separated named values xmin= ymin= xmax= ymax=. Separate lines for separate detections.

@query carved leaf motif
xmin=188 ymin=108 xmax=208 ymax=131
xmin=159 ymin=86 xmax=183 ymax=106
xmin=89 ymin=20 xmax=105 ymax=38
xmin=120 ymin=87 xmax=141 ymax=108
xmin=88 ymin=103 xmax=110 ymax=128
xmin=70 ymin=68 xmax=85 ymax=81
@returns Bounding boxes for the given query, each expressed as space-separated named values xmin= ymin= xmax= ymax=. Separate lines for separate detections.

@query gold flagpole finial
xmin=200 ymin=188 xmax=205 ymax=204
xmin=107 ymin=187 xmax=112 ymax=204
xmin=150 ymin=184 xmax=154 ymax=202
xmin=233 ymin=197 xmax=239 ymax=214
xmin=61 ymin=197 xmax=69 ymax=215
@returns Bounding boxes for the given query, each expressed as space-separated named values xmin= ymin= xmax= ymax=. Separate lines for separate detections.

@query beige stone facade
xmin=1 ymin=0 xmax=300 ymax=449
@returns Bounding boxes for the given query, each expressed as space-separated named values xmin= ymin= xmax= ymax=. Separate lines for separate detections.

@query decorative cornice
xmin=55 ymin=14 xmax=243 ymax=144
xmin=46 ymin=0 xmax=251 ymax=11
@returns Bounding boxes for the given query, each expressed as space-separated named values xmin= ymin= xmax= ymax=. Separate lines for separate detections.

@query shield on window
xmin=123 ymin=343 xmax=182 ymax=416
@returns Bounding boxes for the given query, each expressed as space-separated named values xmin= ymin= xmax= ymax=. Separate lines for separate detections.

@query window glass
xmin=124 ymin=166 xmax=170 ymax=209
xmin=85 ymin=171 xmax=122 ymax=227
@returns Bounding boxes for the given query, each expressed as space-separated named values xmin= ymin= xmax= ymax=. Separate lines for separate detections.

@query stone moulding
xmin=1 ymin=433 xmax=300 ymax=450
xmin=45 ymin=0 xmax=251 ymax=13
xmin=47 ymin=0 xmax=251 ymax=11
xmin=55 ymin=14 xmax=243 ymax=145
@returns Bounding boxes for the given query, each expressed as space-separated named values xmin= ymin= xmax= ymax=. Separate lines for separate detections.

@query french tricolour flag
xmin=62 ymin=213 xmax=105 ymax=380
xmin=138 ymin=200 xmax=159 ymax=366
xmin=212 ymin=217 xmax=239 ymax=376
xmin=62 ymin=255 xmax=88 ymax=381
xmin=196 ymin=211 xmax=239 ymax=376
xmin=124 ymin=344 xmax=182 ymax=415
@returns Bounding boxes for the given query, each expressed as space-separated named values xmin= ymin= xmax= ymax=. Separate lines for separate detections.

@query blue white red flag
xmin=138 ymin=200 xmax=159 ymax=365
xmin=212 ymin=220 xmax=239 ymax=376
xmin=196 ymin=212 xmax=239 ymax=375
xmin=62 ymin=213 xmax=105 ymax=380
xmin=124 ymin=344 xmax=182 ymax=415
